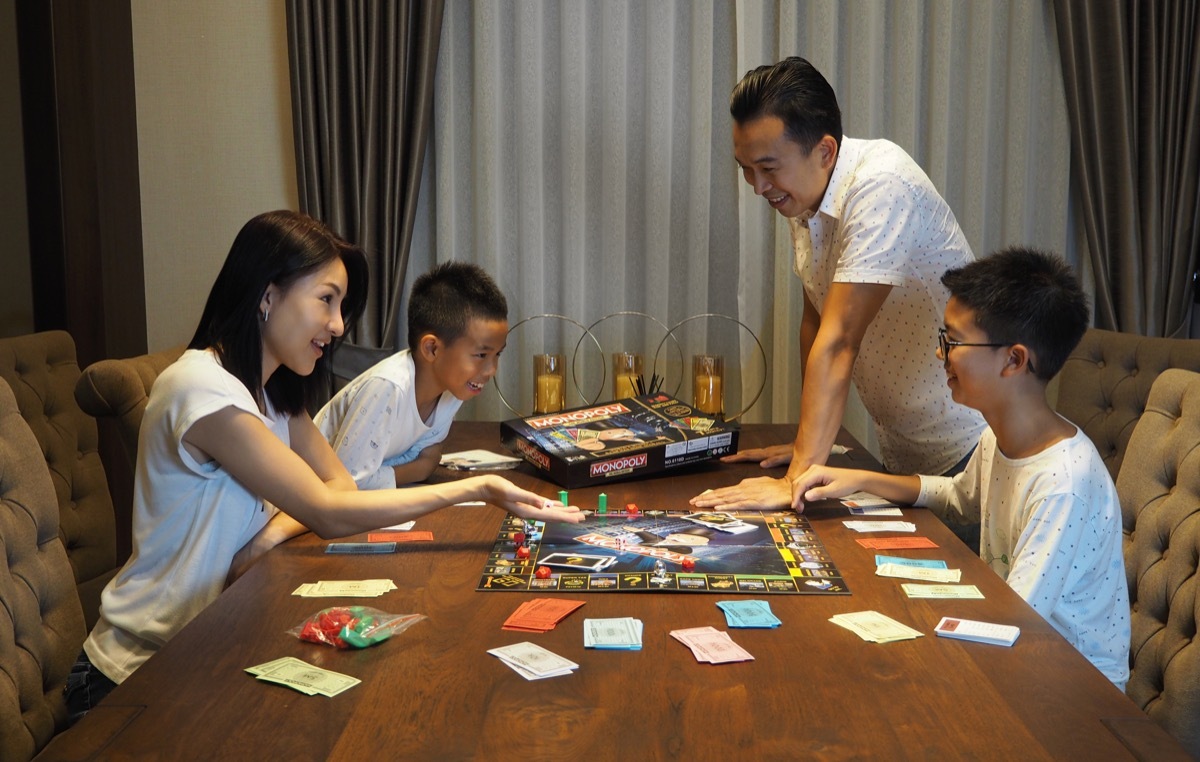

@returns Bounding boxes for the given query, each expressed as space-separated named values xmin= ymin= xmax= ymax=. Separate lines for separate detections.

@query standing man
xmin=692 ymin=57 xmax=986 ymax=522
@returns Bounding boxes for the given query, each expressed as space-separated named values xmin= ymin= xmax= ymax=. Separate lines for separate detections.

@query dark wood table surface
xmin=40 ymin=423 xmax=1189 ymax=761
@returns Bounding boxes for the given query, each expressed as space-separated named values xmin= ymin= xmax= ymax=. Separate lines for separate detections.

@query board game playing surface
xmin=477 ymin=509 xmax=849 ymax=594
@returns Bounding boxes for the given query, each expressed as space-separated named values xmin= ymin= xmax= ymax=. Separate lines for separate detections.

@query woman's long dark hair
xmin=188 ymin=210 xmax=369 ymax=416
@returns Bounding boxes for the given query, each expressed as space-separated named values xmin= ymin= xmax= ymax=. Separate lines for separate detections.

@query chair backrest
xmin=0 ymin=378 xmax=88 ymax=762
xmin=1117 ymin=368 xmax=1200 ymax=757
xmin=323 ymin=342 xmax=394 ymax=412
xmin=0 ymin=331 xmax=117 ymax=631
xmin=331 ymin=342 xmax=393 ymax=390
xmin=1055 ymin=328 xmax=1200 ymax=481
xmin=74 ymin=345 xmax=185 ymax=468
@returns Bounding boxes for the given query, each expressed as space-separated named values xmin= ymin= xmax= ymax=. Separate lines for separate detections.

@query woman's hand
xmin=477 ymin=475 xmax=585 ymax=523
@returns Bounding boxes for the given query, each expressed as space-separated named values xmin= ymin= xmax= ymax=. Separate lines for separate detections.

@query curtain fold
xmin=286 ymin=0 xmax=445 ymax=349
xmin=1053 ymin=0 xmax=1200 ymax=337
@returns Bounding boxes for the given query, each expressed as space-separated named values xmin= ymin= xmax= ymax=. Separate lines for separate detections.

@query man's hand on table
xmin=719 ymin=443 xmax=793 ymax=468
xmin=688 ymin=476 xmax=793 ymax=512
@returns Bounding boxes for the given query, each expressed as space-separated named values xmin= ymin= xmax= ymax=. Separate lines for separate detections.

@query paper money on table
xmin=248 ymin=656 xmax=360 ymax=697
xmin=717 ymin=600 xmax=782 ymax=628
xmin=901 ymin=583 xmax=984 ymax=599
xmin=670 ymin=626 xmax=755 ymax=663
xmin=828 ymin=611 xmax=924 ymax=643
xmin=488 ymin=642 xmax=579 ymax=680
xmin=291 ymin=579 xmax=398 ymax=597
xmin=583 ymin=617 xmax=643 ymax=649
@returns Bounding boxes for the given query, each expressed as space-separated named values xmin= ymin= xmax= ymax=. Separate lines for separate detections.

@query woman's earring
xmin=263 ymin=309 xmax=270 ymax=323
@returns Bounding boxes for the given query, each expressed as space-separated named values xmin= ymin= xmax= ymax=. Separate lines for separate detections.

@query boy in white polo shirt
xmin=791 ymin=248 xmax=1130 ymax=688
xmin=316 ymin=262 xmax=507 ymax=488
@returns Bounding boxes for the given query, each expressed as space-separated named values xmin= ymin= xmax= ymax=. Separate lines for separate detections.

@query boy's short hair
xmin=729 ymin=56 xmax=843 ymax=153
xmin=941 ymin=247 xmax=1090 ymax=381
xmin=407 ymin=261 xmax=508 ymax=349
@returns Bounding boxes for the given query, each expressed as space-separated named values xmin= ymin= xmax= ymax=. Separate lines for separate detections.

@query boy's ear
xmin=1002 ymin=343 xmax=1036 ymax=376
xmin=416 ymin=333 xmax=442 ymax=362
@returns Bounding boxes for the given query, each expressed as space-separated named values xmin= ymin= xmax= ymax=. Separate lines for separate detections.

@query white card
xmin=876 ymin=563 xmax=962 ymax=583
xmin=843 ymin=520 xmax=917 ymax=533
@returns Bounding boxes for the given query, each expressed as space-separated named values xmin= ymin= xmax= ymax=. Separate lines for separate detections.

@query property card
xmin=828 ymin=611 xmax=924 ymax=643
xmin=717 ymin=600 xmax=782 ymax=629
xmin=901 ymin=583 xmax=984 ymax=599
xmin=935 ymin=617 xmax=1020 ymax=646
xmin=856 ymin=537 xmax=938 ymax=550
xmin=843 ymin=520 xmax=917 ymax=533
xmin=874 ymin=554 xmax=948 ymax=569
xmin=876 ymin=563 xmax=962 ymax=583
xmin=488 ymin=642 xmax=579 ymax=679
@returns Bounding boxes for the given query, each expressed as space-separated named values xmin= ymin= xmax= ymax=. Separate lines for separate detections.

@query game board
xmin=477 ymin=509 xmax=849 ymax=595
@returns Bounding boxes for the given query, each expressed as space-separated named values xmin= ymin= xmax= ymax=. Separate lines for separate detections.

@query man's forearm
xmin=786 ymin=343 xmax=857 ymax=481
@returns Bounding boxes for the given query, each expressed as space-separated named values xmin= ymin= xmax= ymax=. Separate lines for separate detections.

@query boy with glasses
xmin=791 ymin=247 xmax=1129 ymax=689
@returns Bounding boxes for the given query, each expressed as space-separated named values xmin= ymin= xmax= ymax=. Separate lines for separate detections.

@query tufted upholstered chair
xmin=1055 ymin=328 xmax=1200 ymax=482
xmin=74 ymin=344 xmax=185 ymax=502
xmin=0 ymin=377 xmax=88 ymax=761
xmin=0 ymin=332 xmax=117 ymax=631
xmin=1117 ymin=368 xmax=1200 ymax=757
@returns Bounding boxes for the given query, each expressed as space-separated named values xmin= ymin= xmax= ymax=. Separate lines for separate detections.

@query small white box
xmin=934 ymin=616 xmax=1020 ymax=647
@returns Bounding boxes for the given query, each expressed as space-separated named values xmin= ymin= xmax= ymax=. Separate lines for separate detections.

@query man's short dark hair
xmin=730 ymin=56 xmax=843 ymax=153
xmin=941 ymin=247 xmax=1090 ymax=380
xmin=407 ymin=261 xmax=508 ymax=349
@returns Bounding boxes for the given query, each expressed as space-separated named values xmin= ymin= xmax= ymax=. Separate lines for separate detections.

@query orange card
xmin=368 ymin=531 xmax=434 ymax=543
xmin=856 ymin=537 xmax=939 ymax=550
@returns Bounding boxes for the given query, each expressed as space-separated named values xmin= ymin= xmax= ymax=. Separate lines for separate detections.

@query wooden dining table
xmin=39 ymin=422 xmax=1189 ymax=760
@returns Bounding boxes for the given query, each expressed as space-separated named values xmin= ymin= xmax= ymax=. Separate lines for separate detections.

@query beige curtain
xmin=421 ymin=0 xmax=1072 ymax=457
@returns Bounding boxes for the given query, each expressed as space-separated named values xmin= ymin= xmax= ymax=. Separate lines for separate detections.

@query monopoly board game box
xmin=499 ymin=394 xmax=740 ymax=489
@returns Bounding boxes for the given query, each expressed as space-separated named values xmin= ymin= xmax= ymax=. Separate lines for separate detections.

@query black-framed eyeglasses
xmin=937 ymin=328 xmax=1036 ymax=374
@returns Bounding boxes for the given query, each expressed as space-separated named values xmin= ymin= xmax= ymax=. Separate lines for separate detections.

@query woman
xmin=66 ymin=211 xmax=581 ymax=722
